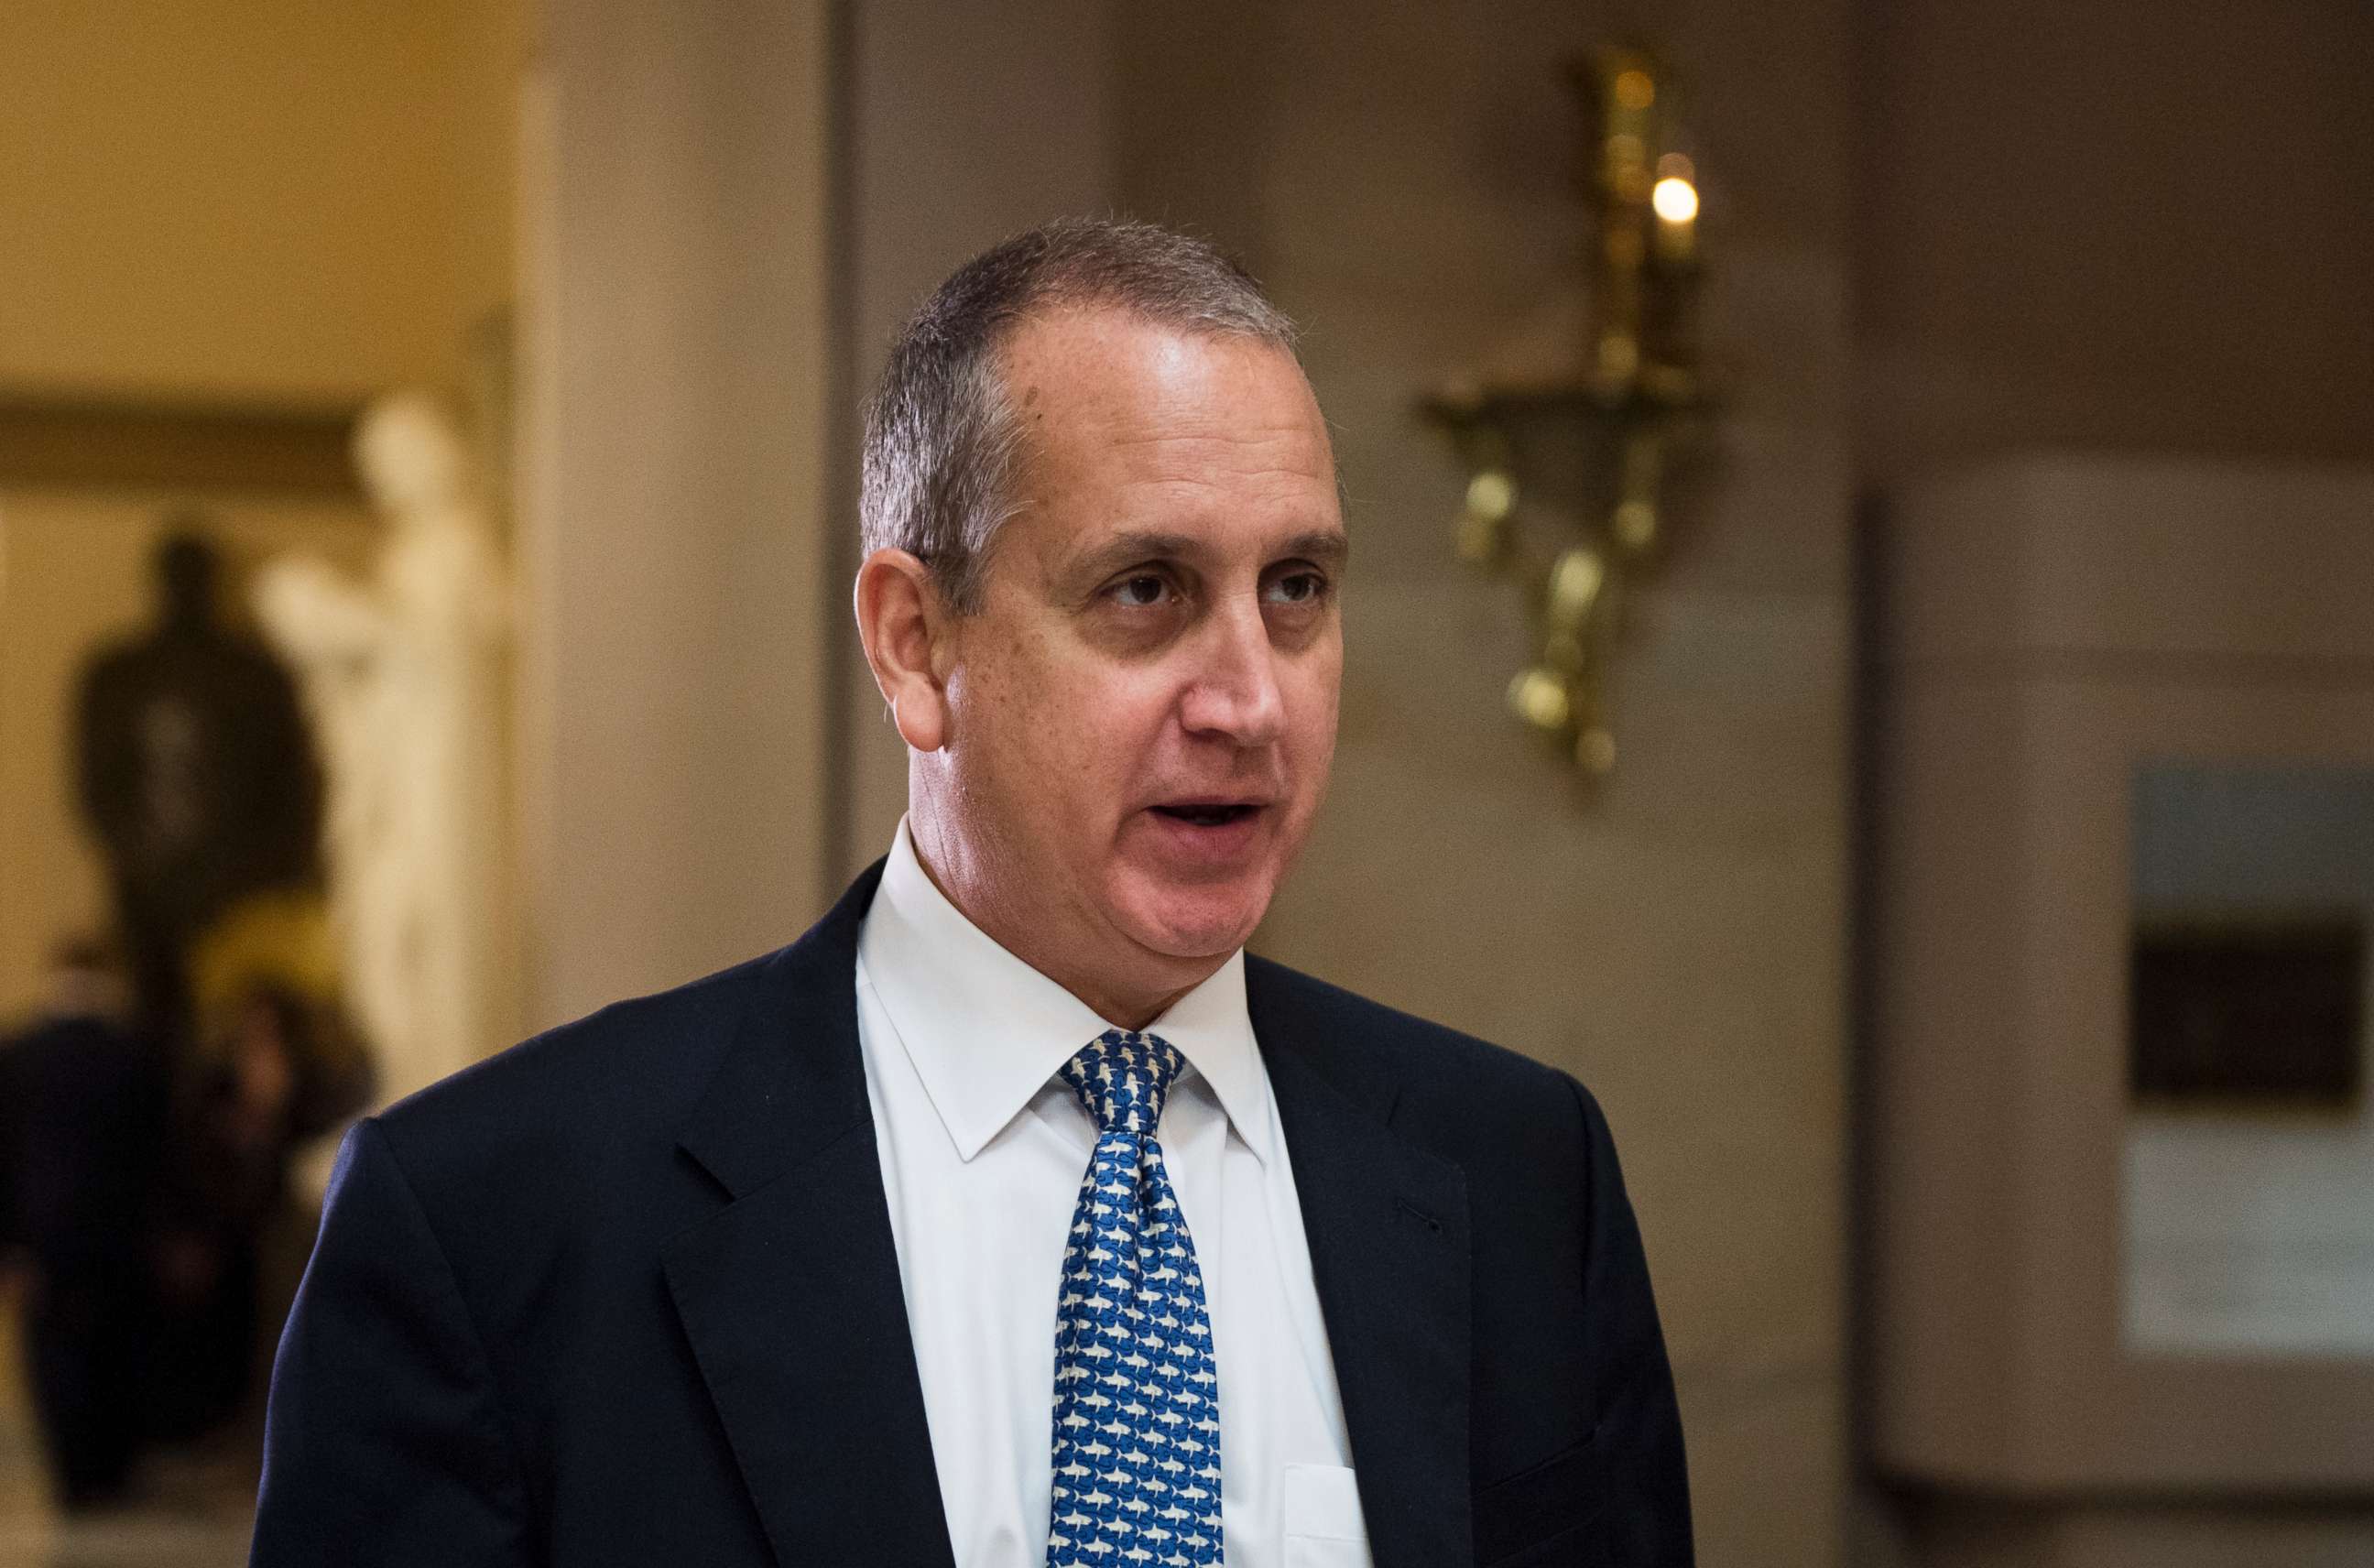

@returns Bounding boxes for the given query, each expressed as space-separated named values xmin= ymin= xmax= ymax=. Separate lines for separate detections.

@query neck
xmin=1089 ymin=983 xmax=1192 ymax=1035
xmin=904 ymin=821 xmax=1211 ymax=1032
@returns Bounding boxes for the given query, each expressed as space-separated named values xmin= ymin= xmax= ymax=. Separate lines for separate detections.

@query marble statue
xmin=254 ymin=391 xmax=515 ymax=1108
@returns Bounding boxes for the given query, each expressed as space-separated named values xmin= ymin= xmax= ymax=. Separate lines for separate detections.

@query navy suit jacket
xmin=251 ymin=865 xmax=1692 ymax=1566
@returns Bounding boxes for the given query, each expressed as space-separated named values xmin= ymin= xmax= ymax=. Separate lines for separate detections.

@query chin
xmin=1113 ymin=877 xmax=1270 ymax=964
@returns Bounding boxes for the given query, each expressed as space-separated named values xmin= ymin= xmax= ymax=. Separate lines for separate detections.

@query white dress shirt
xmin=855 ymin=820 xmax=1374 ymax=1568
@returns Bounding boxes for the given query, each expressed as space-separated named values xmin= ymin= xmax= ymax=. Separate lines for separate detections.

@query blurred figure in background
xmin=1 ymin=913 xmax=368 ymax=1511
xmin=149 ymin=978 xmax=369 ymax=1452
xmin=73 ymin=528 xmax=325 ymax=1050
xmin=151 ymin=900 xmax=374 ymax=1450
xmin=0 ymin=939 xmax=169 ymax=1510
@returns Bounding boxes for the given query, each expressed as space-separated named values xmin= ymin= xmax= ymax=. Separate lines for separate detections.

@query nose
xmin=1177 ymin=593 xmax=1285 ymax=747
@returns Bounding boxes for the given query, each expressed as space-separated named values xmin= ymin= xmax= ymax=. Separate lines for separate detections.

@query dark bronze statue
xmin=73 ymin=526 xmax=325 ymax=1044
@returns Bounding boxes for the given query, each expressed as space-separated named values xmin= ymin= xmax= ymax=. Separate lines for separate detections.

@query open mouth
xmin=1150 ymin=802 xmax=1260 ymax=827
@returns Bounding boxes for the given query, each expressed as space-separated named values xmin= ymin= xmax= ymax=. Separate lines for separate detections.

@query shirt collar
xmin=856 ymin=818 xmax=1273 ymax=1167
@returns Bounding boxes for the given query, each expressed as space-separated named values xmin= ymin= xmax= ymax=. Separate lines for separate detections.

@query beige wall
xmin=0 ymin=0 xmax=523 ymax=406
xmin=516 ymin=0 xmax=835 ymax=1030
xmin=1856 ymin=0 xmax=2374 ymax=480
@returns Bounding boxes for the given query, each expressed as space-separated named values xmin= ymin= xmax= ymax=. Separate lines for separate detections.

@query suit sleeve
xmin=1574 ymin=1079 xmax=1693 ymax=1566
xmin=250 ymin=1117 xmax=533 ymax=1566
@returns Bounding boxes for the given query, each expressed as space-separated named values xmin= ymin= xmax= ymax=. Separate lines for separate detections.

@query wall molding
xmin=0 ymin=395 xmax=362 ymax=496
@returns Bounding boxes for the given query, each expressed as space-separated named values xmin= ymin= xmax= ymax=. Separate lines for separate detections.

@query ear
xmin=854 ymin=548 xmax=955 ymax=753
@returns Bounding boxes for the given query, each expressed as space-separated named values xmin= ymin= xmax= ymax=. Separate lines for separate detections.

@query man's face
xmin=921 ymin=307 xmax=1344 ymax=1009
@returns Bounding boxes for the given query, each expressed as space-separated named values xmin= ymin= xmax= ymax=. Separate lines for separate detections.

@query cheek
xmin=1285 ymin=652 xmax=1343 ymax=764
xmin=979 ymin=651 xmax=1169 ymax=809
xmin=959 ymin=627 xmax=1068 ymax=751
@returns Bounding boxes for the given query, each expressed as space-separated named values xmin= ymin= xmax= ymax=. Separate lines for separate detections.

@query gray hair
xmin=860 ymin=216 xmax=1299 ymax=613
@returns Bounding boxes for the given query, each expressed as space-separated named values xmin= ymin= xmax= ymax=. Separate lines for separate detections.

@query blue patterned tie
xmin=1045 ymin=1030 xmax=1224 ymax=1567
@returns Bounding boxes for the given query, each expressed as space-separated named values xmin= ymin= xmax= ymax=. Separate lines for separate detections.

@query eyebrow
xmin=1070 ymin=527 xmax=1351 ymax=581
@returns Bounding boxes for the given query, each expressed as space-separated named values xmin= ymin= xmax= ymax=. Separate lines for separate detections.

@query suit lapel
xmin=1251 ymin=960 xmax=1475 ymax=1568
xmin=662 ymin=866 xmax=957 ymax=1568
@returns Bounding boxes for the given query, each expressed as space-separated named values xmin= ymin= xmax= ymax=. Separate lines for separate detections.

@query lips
xmin=1141 ymin=798 xmax=1271 ymax=864
xmin=1149 ymin=801 xmax=1261 ymax=827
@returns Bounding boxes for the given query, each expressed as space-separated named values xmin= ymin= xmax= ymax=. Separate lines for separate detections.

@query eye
xmin=1264 ymin=569 xmax=1330 ymax=605
xmin=1112 ymin=572 xmax=1171 ymax=608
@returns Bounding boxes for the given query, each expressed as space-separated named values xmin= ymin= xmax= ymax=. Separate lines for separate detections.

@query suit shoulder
xmin=1244 ymin=954 xmax=1585 ymax=1109
xmin=369 ymin=942 xmax=796 ymax=1192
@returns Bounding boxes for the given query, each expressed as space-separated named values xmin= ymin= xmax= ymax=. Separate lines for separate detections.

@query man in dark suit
xmin=251 ymin=219 xmax=1691 ymax=1567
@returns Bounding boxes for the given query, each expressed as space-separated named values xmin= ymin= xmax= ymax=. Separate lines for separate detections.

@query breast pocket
xmin=1282 ymin=1462 xmax=1373 ymax=1568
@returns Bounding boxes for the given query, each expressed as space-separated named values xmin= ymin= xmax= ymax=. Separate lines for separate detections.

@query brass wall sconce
xmin=1421 ymin=47 xmax=1708 ymax=780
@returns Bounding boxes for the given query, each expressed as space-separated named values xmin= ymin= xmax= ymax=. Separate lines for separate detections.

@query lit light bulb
xmin=1651 ymin=176 xmax=1699 ymax=225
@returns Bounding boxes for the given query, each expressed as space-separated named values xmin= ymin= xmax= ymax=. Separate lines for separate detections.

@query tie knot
xmin=1060 ymin=1029 xmax=1183 ymax=1136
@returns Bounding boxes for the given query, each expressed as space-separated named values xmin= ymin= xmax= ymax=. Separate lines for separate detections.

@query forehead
xmin=995 ymin=308 xmax=1340 ymax=556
